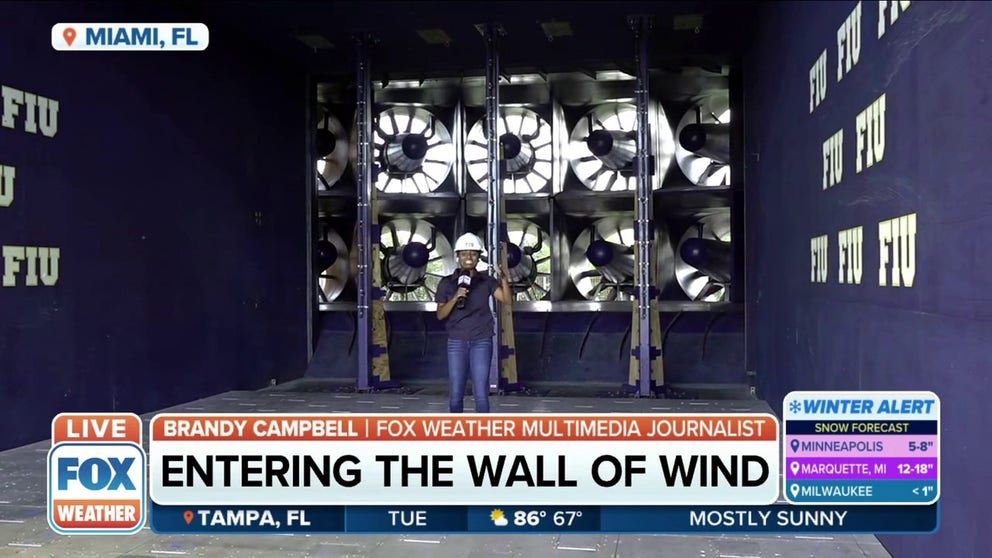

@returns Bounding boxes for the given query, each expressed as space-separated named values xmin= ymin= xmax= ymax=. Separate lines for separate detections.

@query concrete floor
xmin=0 ymin=381 xmax=894 ymax=557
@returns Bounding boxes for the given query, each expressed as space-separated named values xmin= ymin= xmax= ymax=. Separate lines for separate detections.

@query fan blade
xmin=316 ymin=226 xmax=350 ymax=302
xmin=466 ymin=107 xmax=553 ymax=194
xmin=675 ymin=95 xmax=731 ymax=186
xmin=354 ymin=106 xmax=454 ymax=194
xmin=568 ymin=103 xmax=642 ymax=191
xmin=675 ymin=210 xmax=732 ymax=301
xmin=378 ymin=218 xmax=457 ymax=300
xmin=315 ymin=112 xmax=349 ymax=189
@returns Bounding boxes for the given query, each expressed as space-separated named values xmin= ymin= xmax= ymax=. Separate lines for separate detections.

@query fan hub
xmin=499 ymin=133 xmax=522 ymax=160
xmin=401 ymin=134 xmax=429 ymax=160
xmin=317 ymin=240 xmax=338 ymax=270
xmin=586 ymin=240 xmax=615 ymax=267
xmin=678 ymin=124 xmax=706 ymax=153
xmin=679 ymin=237 xmax=732 ymax=284
xmin=586 ymin=129 xmax=614 ymax=157
xmin=402 ymin=242 xmax=431 ymax=268
xmin=315 ymin=129 xmax=337 ymax=158
xmin=506 ymin=243 xmax=522 ymax=268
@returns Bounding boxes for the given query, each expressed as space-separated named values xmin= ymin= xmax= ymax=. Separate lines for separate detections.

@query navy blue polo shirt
xmin=435 ymin=271 xmax=500 ymax=341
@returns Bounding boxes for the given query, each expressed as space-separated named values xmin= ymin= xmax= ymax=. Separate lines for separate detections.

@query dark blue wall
xmin=746 ymin=1 xmax=990 ymax=556
xmin=0 ymin=2 xmax=309 ymax=450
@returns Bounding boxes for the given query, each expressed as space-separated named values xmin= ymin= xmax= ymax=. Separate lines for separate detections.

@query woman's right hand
xmin=454 ymin=287 xmax=469 ymax=302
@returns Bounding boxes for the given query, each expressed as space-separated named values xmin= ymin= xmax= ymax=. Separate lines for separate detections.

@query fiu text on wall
xmin=1 ymin=84 xmax=62 ymax=288
xmin=807 ymin=1 xmax=916 ymax=290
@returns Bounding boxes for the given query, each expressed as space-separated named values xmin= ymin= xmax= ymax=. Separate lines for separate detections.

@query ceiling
xmin=172 ymin=1 xmax=759 ymax=77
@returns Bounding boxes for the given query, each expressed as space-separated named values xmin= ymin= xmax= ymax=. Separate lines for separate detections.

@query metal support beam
xmin=305 ymin=73 xmax=316 ymax=365
xmin=483 ymin=22 xmax=504 ymax=391
xmin=728 ymin=61 xmax=749 ymax=390
xmin=632 ymin=16 xmax=654 ymax=397
xmin=729 ymin=62 xmax=746 ymax=305
xmin=355 ymin=34 xmax=374 ymax=391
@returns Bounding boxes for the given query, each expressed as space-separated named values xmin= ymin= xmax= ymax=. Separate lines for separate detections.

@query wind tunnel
xmin=528 ymin=65 xmax=740 ymax=391
xmin=462 ymin=73 xmax=560 ymax=308
xmin=553 ymin=71 xmax=678 ymax=308
xmin=307 ymin=19 xmax=745 ymax=394
xmin=307 ymin=68 xmax=468 ymax=387
xmin=346 ymin=78 xmax=464 ymax=309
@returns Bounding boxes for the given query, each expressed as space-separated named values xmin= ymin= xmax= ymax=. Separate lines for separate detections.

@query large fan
xmin=465 ymin=107 xmax=554 ymax=194
xmin=567 ymin=103 xmax=639 ymax=192
xmin=354 ymin=106 xmax=455 ymax=194
xmin=474 ymin=219 xmax=553 ymax=301
xmin=568 ymin=216 xmax=675 ymax=301
xmin=316 ymin=218 xmax=350 ymax=303
xmin=675 ymin=209 xmax=732 ymax=302
xmin=378 ymin=218 xmax=456 ymax=301
xmin=315 ymin=107 xmax=349 ymax=191
xmin=675 ymin=95 xmax=731 ymax=186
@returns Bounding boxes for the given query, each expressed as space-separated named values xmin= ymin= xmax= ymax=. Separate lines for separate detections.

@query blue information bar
xmin=785 ymin=480 xmax=939 ymax=503
xmin=150 ymin=502 xmax=939 ymax=535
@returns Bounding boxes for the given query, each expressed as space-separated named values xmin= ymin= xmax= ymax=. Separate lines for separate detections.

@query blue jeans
xmin=447 ymin=337 xmax=492 ymax=413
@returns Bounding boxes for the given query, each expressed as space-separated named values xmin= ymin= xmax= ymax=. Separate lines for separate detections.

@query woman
xmin=434 ymin=233 xmax=512 ymax=413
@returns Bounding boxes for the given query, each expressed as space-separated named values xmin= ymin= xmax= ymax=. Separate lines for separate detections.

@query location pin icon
xmin=63 ymin=27 xmax=77 ymax=46
xmin=183 ymin=510 xmax=194 ymax=525
xmin=790 ymin=484 xmax=800 ymax=498
xmin=790 ymin=439 xmax=800 ymax=452
xmin=790 ymin=460 xmax=800 ymax=475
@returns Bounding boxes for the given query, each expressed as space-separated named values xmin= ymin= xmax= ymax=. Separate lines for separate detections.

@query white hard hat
xmin=454 ymin=233 xmax=485 ymax=253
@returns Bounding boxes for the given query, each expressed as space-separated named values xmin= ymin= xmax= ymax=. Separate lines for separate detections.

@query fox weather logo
xmin=47 ymin=413 xmax=147 ymax=534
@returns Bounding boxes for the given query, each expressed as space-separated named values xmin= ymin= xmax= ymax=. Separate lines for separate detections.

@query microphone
xmin=456 ymin=272 xmax=472 ymax=310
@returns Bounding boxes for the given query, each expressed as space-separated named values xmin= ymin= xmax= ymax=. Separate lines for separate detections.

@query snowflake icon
xmin=789 ymin=401 xmax=802 ymax=414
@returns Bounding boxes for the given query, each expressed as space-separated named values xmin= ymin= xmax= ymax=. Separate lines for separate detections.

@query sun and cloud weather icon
xmin=490 ymin=509 xmax=509 ymax=526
